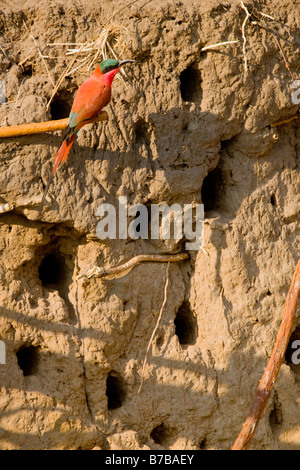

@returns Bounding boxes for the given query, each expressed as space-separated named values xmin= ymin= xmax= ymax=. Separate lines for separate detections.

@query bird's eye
xmin=104 ymin=65 xmax=117 ymax=73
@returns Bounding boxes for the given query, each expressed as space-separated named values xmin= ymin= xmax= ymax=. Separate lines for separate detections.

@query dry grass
xmin=48 ymin=23 xmax=131 ymax=77
xmin=17 ymin=0 xmax=142 ymax=110
xmin=45 ymin=19 xmax=134 ymax=111
xmin=239 ymin=1 xmax=295 ymax=80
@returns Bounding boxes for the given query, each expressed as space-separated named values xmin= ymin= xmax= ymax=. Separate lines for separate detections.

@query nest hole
xmin=37 ymin=246 xmax=77 ymax=323
xmin=270 ymin=193 xmax=277 ymax=207
xmin=150 ymin=422 xmax=175 ymax=446
xmin=156 ymin=332 xmax=165 ymax=348
xmin=106 ymin=372 xmax=126 ymax=410
xmin=50 ymin=90 xmax=73 ymax=120
xmin=201 ymin=166 xmax=223 ymax=213
xmin=16 ymin=345 xmax=39 ymax=376
xmin=174 ymin=301 xmax=197 ymax=346
xmin=22 ymin=63 xmax=33 ymax=77
xmin=135 ymin=119 xmax=150 ymax=144
xmin=38 ymin=252 xmax=66 ymax=288
xmin=150 ymin=423 xmax=178 ymax=449
xmin=180 ymin=64 xmax=202 ymax=103
xmin=199 ymin=437 xmax=207 ymax=449
xmin=269 ymin=402 xmax=283 ymax=430
xmin=269 ymin=393 xmax=283 ymax=430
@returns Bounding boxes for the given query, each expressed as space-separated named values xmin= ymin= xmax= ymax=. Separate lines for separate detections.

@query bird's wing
xmin=67 ymin=76 xmax=111 ymax=133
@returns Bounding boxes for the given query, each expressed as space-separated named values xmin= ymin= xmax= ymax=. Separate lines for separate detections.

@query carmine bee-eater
xmin=41 ymin=58 xmax=135 ymax=208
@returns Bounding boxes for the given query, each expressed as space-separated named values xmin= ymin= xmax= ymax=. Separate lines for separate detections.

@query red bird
xmin=41 ymin=58 xmax=135 ymax=208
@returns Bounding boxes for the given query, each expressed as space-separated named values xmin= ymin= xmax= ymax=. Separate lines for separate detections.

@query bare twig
xmin=18 ymin=47 xmax=34 ymax=67
xmin=0 ymin=45 xmax=9 ymax=61
xmin=240 ymin=1 xmax=251 ymax=72
xmin=201 ymin=40 xmax=239 ymax=52
xmin=15 ymin=78 xmax=25 ymax=107
xmin=0 ymin=111 xmax=107 ymax=138
xmin=105 ymin=0 xmax=142 ymax=24
xmin=30 ymin=35 xmax=55 ymax=87
xmin=46 ymin=53 xmax=81 ymax=111
xmin=232 ymin=259 xmax=300 ymax=450
xmin=238 ymin=3 xmax=295 ymax=81
xmin=200 ymin=246 xmax=209 ymax=256
xmin=271 ymin=115 xmax=299 ymax=127
xmin=138 ymin=262 xmax=170 ymax=393
xmin=0 ymin=116 xmax=8 ymax=127
xmin=249 ymin=8 xmax=295 ymax=81
xmin=270 ymin=31 xmax=295 ymax=81
xmin=77 ymin=252 xmax=190 ymax=280
xmin=258 ymin=11 xmax=275 ymax=21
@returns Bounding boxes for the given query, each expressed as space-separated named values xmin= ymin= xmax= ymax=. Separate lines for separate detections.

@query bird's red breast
xmin=68 ymin=65 xmax=120 ymax=130
xmin=100 ymin=67 xmax=121 ymax=87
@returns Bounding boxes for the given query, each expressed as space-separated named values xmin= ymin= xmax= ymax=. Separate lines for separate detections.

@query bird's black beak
xmin=117 ymin=59 xmax=136 ymax=67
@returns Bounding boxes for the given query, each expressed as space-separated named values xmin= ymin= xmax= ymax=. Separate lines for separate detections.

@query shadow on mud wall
xmin=1 ymin=299 xmax=299 ymax=450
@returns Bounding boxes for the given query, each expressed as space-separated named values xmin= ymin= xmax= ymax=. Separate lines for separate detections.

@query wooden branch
xmin=77 ymin=252 xmax=190 ymax=280
xmin=0 ymin=111 xmax=108 ymax=138
xmin=232 ymin=259 xmax=300 ymax=450
xmin=271 ymin=115 xmax=299 ymax=127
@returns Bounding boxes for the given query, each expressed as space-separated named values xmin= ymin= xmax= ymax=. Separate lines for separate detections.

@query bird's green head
xmin=100 ymin=59 xmax=119 ymax=74
xmin=100 ymin=58 xmax=135 ymax=74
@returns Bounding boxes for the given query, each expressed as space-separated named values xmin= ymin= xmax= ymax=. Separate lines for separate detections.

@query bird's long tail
xmin=40 ymin=134 xmax=76 ymax=210
xmin=52 ymin=134 xmax=76 ymax=173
